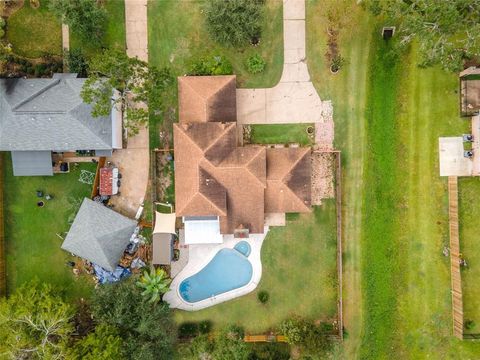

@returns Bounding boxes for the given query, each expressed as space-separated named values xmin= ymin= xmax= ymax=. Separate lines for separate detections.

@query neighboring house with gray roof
xmin=0 ymin=73 xmax=123 ymax=176
xmin=61 ymin=198 xmax=137 ymax=271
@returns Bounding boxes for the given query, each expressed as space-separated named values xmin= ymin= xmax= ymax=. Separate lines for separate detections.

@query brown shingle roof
xmin=265 ymin=148 xmax=312 ymax=213
xmin=178 ymin=76 xmax=237 ymax=123
xmin=174 ymin=122 xmax=266 ymax=233
xmin=173 ymin=75 xmax=312 ymax=235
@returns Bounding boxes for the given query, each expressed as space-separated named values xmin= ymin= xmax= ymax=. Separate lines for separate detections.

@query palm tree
xmin=136 ymin=267 xmax=171 ymax=303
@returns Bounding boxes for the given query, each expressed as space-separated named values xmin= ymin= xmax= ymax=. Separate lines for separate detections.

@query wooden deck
xmin=448 ymin=176 xmax=464 ymax=339
xmin=243 ymin=335 xmax=286 ymax=343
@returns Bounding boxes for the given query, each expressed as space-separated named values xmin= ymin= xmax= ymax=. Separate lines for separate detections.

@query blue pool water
xmin=234 ymin=241 xmax=251 ymax=257
xmin=179 ymin=244 xmax=253 ymax=303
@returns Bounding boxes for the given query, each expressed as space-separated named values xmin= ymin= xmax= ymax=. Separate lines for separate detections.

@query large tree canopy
xmin=365 ymin=0 xmax=480 ymax=71
xmin=49 ymin=0 xmax=106 ymax=44
xmin=204 ymin=0 xmax=265 ymax=47
xmin=91 ymin=279 xmax=176 ymax=360
xmin=81 ymin=48 xmax=174 ymax=135
xmin=0 ymin=282 xmax=74 ymax=359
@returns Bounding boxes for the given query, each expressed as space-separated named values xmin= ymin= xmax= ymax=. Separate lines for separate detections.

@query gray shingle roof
xmin=61 ymin=198 xmax=137 ymax=271
xmin=0 ymin=74 xmax=112 ymax=151
xmin=11 ymin=151 xmax=53 ymax=176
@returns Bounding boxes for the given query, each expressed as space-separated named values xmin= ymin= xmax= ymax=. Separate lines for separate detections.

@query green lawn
xmin=459 ymin=178 xmax=480 ymax=334
xmin=7 ymin=0 xmax=62 ymax=58
xmin=3 ymin=155 xmax=95 ymax=299
xmin=249 ymin=124 xmax=314 ymax=146
xmin=148 ymin=0 xmax=283 ymax=88
xmin=307 ymin=0 xmax=480 ymax=357
xmin=175 ymin=200 xmax=338 ymax=333
xmin=70 ymin=0 xmax=126 ymax=55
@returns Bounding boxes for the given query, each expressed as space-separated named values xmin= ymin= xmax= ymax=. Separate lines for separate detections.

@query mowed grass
xmin=307 ymin=0 xmax=480 ymax=357
xmin=175 ymin=201 xmax=338 ymax=333
xmin=3 ymin=156 xmax=95 ymax=299
xmin=148 ymin=0 xmax=283 ymax=88
xmin=250 ymin=124 xmax=314 ymax=145
xmin=70 ymin=0 xmax=126 ymax=55
xmin=7 ymin=0 xmax=61 ymax=58
xmin=459 ymin=178 xmax=480 ymax=334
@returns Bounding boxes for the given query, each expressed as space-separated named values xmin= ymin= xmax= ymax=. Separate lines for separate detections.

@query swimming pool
xmin=179 ymin=242 xmax=253 ymax=303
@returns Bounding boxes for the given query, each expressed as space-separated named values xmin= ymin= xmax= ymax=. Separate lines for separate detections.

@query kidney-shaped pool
xmin=179 ymin=241 xmax=252 ymax=303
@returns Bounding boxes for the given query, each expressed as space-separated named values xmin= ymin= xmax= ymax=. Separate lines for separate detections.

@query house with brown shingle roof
xmin=173 ymin=75 xmax=311 ymax=242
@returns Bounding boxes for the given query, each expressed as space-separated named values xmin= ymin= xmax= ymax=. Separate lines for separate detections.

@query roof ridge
xmin=68 ymin=103 xmax=111 ymax=149
xmin=244 ymin=147 xmax=266 ymax=188
xmin=282 ymin=148 xmax=310 ymax=182
xmin=283 ymin=185 xmax=311 ymax=212
xmin=203 ymin=122 xmax=235 ymax=154
xmin=197 ymin=192 xmax=227 ymax=217
xmin=12 ymin=78 xmax=62 ymax=111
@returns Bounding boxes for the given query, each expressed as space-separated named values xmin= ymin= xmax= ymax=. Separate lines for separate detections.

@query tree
xmin=136 ymin=267 xmax=171 ymax=303
xmin=213 ymin=325 xmax=250 ymax=360
xmin=0 ymin=281 xmax=74 ymax=359
xmin=204 ymin=0 xmax=265 ymax=47
xmin=81 ymin=48 xmax=174 ymax=135
xmin=49 ymin=0 xmax=106 ymax=44
xmin=279 ymin=317 xmax=333 ymax=357
xmin=363 ymin=0 xmax=480 ymax=71
xmin=91 ymin=279 xmax=176 ymax=360
xmin=69 ymin=324 xmax=124 ymax=360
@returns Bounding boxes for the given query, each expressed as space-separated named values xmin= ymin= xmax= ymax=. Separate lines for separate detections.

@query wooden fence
xmin=311 ymin=150 xmax=343 ymax=340
xmin=90 ymin=157 xmax=106 ymax=199
xmin=334 ymin=151 xmax=343 ymax=340
xmin=0 ymin=155 xmax=5 ymax=297
xmin=448 ymin=176 xmax=463 ymax=339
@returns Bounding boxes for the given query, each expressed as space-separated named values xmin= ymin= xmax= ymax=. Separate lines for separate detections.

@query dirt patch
xmin=155 ymin=151 xmax=174 ymax=203
xmin=311 ymin=152 xmax=335 ymax=205
xmin=0 ymin=0 xmax=24 ymax=17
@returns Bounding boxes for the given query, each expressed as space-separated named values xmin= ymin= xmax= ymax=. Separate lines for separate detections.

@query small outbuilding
xmin=61 ymin=198 xmax=137 ymax=271
xmin=152 ymin=211 xmax=176 ymax=265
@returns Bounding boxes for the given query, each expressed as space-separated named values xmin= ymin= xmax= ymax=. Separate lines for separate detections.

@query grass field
xmin=459 ymin=178 xmax=480 ymax=334
xmin=307 ymin=0 xmax=480 ymax=357
xmin=70 ymin=0 xmax=126 ymax=55
xmin=3 ymin=156 xmax=95 ymax=299
xmin=7 ymin=0 xmax=61 ymax=58
xmin=148 ymin=0 xmax=283 ymax=88
xmin=175 ymin=200 xmax=338 ymax=333
xmin=249 ymin=124 xmax=314 ymax=145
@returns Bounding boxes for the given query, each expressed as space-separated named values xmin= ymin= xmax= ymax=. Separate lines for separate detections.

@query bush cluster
xmin=279 ymin=317 xmax=333 ymax=356
xmin=246 ymin=53 xmax=266 ymax=74
xmin=0 ymin=17 xmax=5 ymax=39
xmin=188 ymin=55 xmax=233 ymax=76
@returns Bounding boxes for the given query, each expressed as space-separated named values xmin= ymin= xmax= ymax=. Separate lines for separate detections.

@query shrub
xmin=257 ymin=290 xmax=269 ymax=304
xmin=465 ymin=319 xmax=475 ymax=330
xmin=204 ymin=0 xmax=265 ymax=47
xmin=199 ymin=320 xmax=213 ymax=334
xmin=179 ymin=322 xmax=199 ymax=339
xmin=188 ymin=55 xmax=233 ymax=76
xmin=330 ymin=54 xmax=346 ymax=72
xmin=66 ymin=48 xmax=88 ymax=77
xmin=0 ymin=17 xmax=5 ymax=29
xmin=246 ymin=53 xmax=266 ymax=74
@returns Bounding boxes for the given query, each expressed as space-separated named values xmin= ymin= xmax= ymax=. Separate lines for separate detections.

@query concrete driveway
xmin=107 ymin=0 xmax=149 ymax=218
xmin=237 ymin=0 xmax=331 ymax=127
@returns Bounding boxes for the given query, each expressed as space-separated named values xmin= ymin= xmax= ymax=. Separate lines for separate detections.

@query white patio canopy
xmin=183 ymin=216 xmax=223 ymax=244
xmin=153 ymin=212 xmax=176 ymax=234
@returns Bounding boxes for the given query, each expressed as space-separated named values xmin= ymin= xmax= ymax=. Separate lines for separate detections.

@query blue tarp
xmin=94 ymin=264 xmax=131 ymax=284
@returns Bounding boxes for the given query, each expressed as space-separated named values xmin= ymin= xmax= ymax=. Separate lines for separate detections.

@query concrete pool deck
xmin=164 ymin=228 xmax=269 ymax=311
